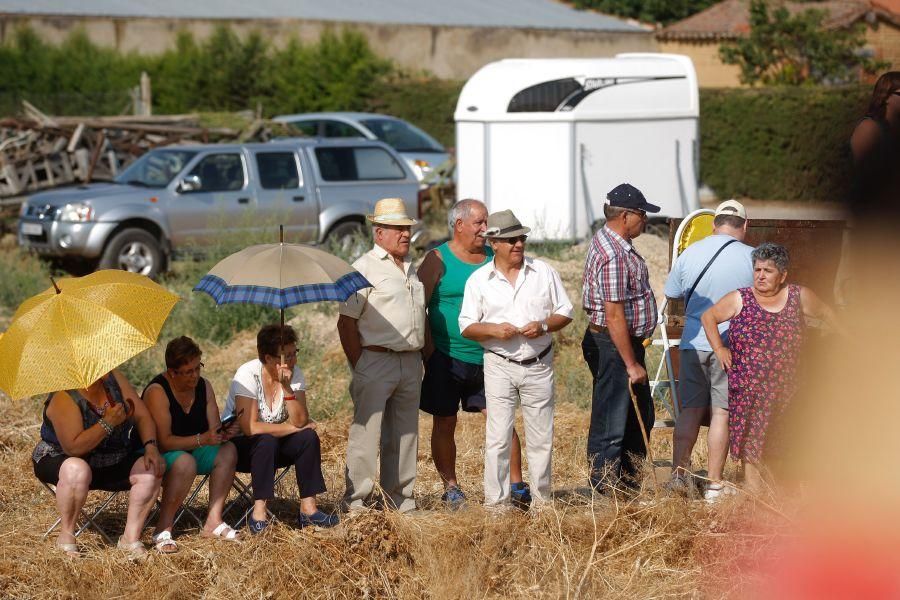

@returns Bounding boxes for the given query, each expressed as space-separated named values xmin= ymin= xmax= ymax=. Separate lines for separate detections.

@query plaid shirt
xmin=582 ymin=226 xmax=657 ymax=338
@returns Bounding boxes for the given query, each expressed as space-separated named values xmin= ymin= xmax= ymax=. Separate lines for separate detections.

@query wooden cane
xmin=628 ymin=379 xmax=659 ymax=487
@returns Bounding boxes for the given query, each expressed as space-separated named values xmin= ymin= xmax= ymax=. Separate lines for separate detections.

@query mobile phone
xmin=217 ymin=408 xmax=244 ymax=433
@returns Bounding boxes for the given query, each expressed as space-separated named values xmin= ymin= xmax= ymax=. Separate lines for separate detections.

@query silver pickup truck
xmin=17 ymin=138 xmax=423 ymax=277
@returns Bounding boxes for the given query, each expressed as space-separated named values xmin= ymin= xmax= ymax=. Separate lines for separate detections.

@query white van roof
xmin=454 ymin=53 xmax=698 ymax=122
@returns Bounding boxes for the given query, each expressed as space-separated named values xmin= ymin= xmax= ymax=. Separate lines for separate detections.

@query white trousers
xmin=482 ymin=351 xmax=555 ymax=505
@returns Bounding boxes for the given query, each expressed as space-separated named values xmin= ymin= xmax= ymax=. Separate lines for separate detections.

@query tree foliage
xmin=719 ymin=0 xmax=887 ymax=85
xmin=570 ymin=0 xmax=716 ymax=25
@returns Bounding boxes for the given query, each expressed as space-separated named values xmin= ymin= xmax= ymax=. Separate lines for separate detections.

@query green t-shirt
xmin=428 ymin=242 xmax=493 ymax=364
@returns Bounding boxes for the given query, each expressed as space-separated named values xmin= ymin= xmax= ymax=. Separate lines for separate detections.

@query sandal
xmin=117 ymin=537 xmax=147 ymax=560
xmin=201 ymin=522 xmax=241 ymax=542
xmin=152 ymin=530 xmax=179 ymax=554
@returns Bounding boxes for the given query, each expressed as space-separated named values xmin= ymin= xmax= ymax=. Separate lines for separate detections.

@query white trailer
xmin=454 ymin=54 xmax=700 ymax=241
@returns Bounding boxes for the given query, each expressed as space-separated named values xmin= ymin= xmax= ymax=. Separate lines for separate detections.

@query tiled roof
xmin=0 ymin=0 xmax=649 ymax=32
xmin=658 ymin=0 xmax=900 ymax=41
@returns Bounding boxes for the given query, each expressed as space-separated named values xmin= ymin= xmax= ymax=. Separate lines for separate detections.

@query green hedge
xmin=699 ymin=86 xmax=869 ymax=202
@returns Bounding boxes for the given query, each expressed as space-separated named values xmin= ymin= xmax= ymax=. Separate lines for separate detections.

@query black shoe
xmin=298 ymin=510 xmax=340 ymax=529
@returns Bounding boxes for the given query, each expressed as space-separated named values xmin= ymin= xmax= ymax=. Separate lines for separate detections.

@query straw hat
xmin=367 ymin=198 xmax=417 ymax=226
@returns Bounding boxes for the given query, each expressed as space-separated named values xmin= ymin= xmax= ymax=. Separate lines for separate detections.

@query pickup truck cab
xmin=18 ymin=138 xmax=423 ymax=278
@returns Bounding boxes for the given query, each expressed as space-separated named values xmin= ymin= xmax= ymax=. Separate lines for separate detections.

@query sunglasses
xmin=624 ymin=209 xmax=648 ymax=220
xmin=499 ymin=235 xmax=528 ymax=244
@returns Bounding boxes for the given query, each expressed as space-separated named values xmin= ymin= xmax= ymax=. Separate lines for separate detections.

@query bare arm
xmin=112 ymin=370 xmax=163 ymax=475
xmin=236 ymin=395 xmax=298 ymax=438
xmin=285 ymin=390 xmax=311 ymax=428
xmin=337 ymin=314 xmax=363 ymax=368
xmin=604 ymin=301 xmax=646 ymax=384
xmin=701 ymin=290 xmax=743 ymax=370
xmin=800 ymin=286 xmax=847 ymax=337
xmin=519 ymin=314 xmax=573 ymax=338
xmin=850 ymin=118 xmax=881 ymax=163
xmin=461 ymin=322 xmax=518 ymax=342
xmin=47 ymin=391 xmax=112 ymax=457
xmin=143 ymin=384 xmax=183 ymax=452
xmin=417 ymin=249 xmax=444 ymax=359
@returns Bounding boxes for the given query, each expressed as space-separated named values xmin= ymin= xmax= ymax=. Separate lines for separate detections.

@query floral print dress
xmin=727 ymin=284 xmax=804 ymax=463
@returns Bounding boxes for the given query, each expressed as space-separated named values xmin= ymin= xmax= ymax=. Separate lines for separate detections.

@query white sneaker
xmin=704 ymin=481 xmax=737 ymax=503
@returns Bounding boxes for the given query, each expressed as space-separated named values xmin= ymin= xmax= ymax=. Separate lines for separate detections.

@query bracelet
xmin=143 ymin=439 xmax=157 ymax=448
xmin=196 ymin=433 xmax=201 ymax=448
xmin=283 ymin=394 xmax=297 ymax=402
xmin=98 ymin=418 xmax=113 ymax=436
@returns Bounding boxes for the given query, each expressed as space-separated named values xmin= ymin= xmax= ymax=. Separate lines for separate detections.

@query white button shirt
xmin=458 ymin=256 xmax=574 ymax=361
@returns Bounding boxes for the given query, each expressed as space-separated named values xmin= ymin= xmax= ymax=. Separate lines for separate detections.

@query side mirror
xmin=178 ymin=175 xmax=201 ymax=193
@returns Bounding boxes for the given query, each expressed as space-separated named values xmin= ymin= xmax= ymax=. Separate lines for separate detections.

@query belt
xmin=487 ymin=344 xmax=552 ymax=366
xmin=587 ymin=323 xmax=647 ymax=343
xmin=363 ymin=345 xmax=418 ymax=353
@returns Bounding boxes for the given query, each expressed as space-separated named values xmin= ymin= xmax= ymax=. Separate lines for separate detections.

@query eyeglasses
xmin=499 ymin=235 xmax=528 ymax=244
xmin=173 ymin=362 xmax=204 ymax=377
xmin=269 ymin=351 xmax=298 ymax=361
xmin=624 ymin=209 xmax=648 ymax=221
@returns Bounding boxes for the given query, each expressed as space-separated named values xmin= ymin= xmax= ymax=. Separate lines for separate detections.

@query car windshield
xmin=114 ymin=150 xmax=198 ymax=188
xmin=360 ymin=118 xmax=444 ymax=153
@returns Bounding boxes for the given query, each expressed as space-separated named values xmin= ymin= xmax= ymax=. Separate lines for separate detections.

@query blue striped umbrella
xmin=193 ymin=234 xmax=370 ymax=317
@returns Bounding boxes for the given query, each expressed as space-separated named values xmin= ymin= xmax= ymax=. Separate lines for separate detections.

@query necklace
xmin=86 ymin=378 xmax=115 ymax=417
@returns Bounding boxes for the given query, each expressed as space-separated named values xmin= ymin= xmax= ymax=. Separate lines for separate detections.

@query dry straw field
xmin=0 ymin=233 xmax=785 ymax=599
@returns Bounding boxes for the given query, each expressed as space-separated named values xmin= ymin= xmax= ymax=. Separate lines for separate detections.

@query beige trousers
xmin=343 ymin=349 xmax=422 ymax=512
xmin=482 ymin=351 xmax=555 ymax=506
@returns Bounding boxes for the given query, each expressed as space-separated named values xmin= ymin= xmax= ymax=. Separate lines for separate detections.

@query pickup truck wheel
xmin=325 ymin=221 xmax=368 ymax=262
xmin=99 ymin=228 xmax=163 ymax=278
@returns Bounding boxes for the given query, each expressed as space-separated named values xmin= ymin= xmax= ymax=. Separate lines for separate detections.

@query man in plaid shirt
xmin=581 ymin=183 xmax=659 ymax=493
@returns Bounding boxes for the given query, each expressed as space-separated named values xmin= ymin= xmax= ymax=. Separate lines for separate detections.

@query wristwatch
xmin=541 ymin=321 xmax=549 ymax=334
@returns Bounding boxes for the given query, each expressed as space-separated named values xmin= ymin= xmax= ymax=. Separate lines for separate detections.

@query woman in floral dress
xmin=701 ymin=243 xmax=843 ymax=495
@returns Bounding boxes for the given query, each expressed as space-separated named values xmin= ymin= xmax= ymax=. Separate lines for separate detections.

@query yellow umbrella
xmin=0 ymin=270 xmax=179 ymax=399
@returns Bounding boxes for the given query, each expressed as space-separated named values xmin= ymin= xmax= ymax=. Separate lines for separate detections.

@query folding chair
xmin=225 ymin=466 xmax=294 ymax=528
xmin=145 ymin=474 xmax=211 ymax=531
xmin=650 ymin=208 xmax=715 ymax=429
xmin=40 ymin=482 xmax=128 ymax=545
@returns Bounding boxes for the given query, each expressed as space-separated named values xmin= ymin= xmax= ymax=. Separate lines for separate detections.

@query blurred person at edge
xmin=581 ymin=183 xmax=659 ymax=494
xmin=143 ymin=336 xmax=240 ymax=551
xmin=850 ymin=71 xmax=900 ymax=220
xmin=32 ymin=370 xmax=163 ymax=558
xmin=417 ymin=199 xmax=532 ymax=510
xmin=663 ymin=200 xmax=754 ymax=502
xmin=225 ymin=324 xmax=337 ymax=533
xmin=337 ymin=198 xmax=426 ymax=514
xmin=459 ymin=210 xmax=573 ymax=508
xmin=701 ymin=243 xmax=844 ymax=495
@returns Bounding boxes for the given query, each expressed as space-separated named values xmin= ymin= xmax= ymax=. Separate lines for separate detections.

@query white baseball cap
xmin=715 ymin=199 xmax=747 ymax=219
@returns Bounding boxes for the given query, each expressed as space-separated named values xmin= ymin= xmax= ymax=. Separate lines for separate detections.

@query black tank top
xmin=145 ymin=374 xmax=209 ymax=437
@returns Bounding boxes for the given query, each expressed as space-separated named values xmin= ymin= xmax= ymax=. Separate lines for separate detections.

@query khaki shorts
xmin=678 ymin=349 xmax=728 ymax=410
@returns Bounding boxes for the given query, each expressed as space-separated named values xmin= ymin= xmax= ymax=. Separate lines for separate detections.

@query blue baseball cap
xmin=606 ymin=183 xmax=660 ymax=213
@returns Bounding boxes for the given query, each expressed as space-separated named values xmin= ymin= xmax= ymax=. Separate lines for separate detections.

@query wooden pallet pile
xmin=0 ymin=102 xmax=291 ymax=199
